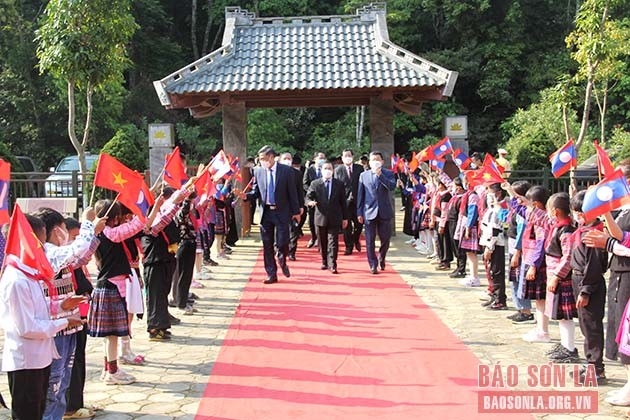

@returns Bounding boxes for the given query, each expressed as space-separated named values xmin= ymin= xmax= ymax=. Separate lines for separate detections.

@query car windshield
xmin=56 ymin=156 xmax=98 ymax=172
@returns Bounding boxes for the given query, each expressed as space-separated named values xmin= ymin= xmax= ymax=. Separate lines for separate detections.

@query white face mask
xmin=280 ymin=159 xmax=292 ymax=166
xmin=321 ymin=168 xmax=333 ymax=180
xmin=342 ymin=156 xmax=353 ymax=165
xmin=317 ymin=158 xmax=326 ymax=167
xmin=369 ymin=160 xmax=382 ymax=171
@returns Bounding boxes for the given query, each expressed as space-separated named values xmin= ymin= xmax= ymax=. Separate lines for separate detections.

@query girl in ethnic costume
xmin=457 ymin=177 xmax=481 ymax=287
xmin=90 ymin=200 xmax=144 ymax=385
xmin=513 ymin=191 xmax=578 ymax=360
xmin=516 ymin=185 xmax=551 ymax=343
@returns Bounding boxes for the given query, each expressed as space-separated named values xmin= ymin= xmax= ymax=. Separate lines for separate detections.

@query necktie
xmin=267 ymin=169 xmax=275 ymax=205
xmin=316 ymin=167 xmax=321 ymax=178
xmin=347 ymin=165 xmax=352 ymax=178
xmin=325 ymin=180 xmax=331 ymax=199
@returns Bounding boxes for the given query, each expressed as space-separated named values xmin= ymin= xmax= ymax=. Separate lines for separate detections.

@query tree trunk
xmin=201 ymin=0 xmax=214 ymax=55
xmin=571 ymin=74 xmax=594 ymax=192
xmin=356 ymin=106 xmax=365 ymax=147
xmin=562 ymin=104 xmax=571 ymax=141
xmin=191 ymin=0 xmax=199 ymax=59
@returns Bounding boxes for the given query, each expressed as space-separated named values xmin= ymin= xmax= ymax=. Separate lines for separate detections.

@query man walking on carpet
xmin=356 ymin=151 xmax=397 ymax=274
xmin=306 ymin=161 xmax=348 ymax=274
xmin=241 ymin=145 xmax=301 ymax=284
xmin=334 ymin=148 xmax=364 ymax=255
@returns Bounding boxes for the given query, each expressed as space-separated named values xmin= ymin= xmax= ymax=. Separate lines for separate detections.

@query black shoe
xmin=189 ymin=293 xmax=199 ymax=300
xmin=370 ymin=266 xmax=378 ymax=274
xmin=449 ymin=272 xmax=466 ymax=278
xmin=330 ymin=266 xmax=338 ymax=274
xmin=307 ymin=239 xmax=316 ymax=248
xmin=435 ymin=263 xmax=451 ymax=271
xmin=264 ymin=276 xmax=278 ymax=284
xmin=506 ymin=311 xmax=521 ymax=320
xmin=545 ymin=343 xmax=565 ymax=356
xmin=549 ymin=347 xmax=580 ymax=363
xmin=149 ymin=329 xmax=171 ymax=341
xmin=320 ymin=264 xmax=328 ymax=270
xmin=288 ymin=254 xmax=296 ymax=261
xmin=355 ymin=242 xmax=361 ymax=252
xmin=168 ymin=315 xmax=181 ymax=325
xmin=344 ymin=249 xmax=352 ymax=256
xmin=511 ymin=313 xmax=535 ymax=324
xmin=208 ymin=258 xmax=219 ymax=267
xmin=571 ymin=365 xmax=606 ymax=385
xmin=481 ymin=297 xmax=495 ymax=307
xmin=488 ymin=302 xmax=508 ymax=310
xmin=281 ymin=263 xmax=291 ymax=278
xmin=379 ymin=260 xmax=385 ymax=271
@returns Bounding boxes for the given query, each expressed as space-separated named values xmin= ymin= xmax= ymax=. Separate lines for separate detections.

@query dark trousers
xmin=574 ymin=279 xmax=606 ymax=371
xmin=66 ymin=327 xmax=87 ymax=412
xmin=199 ymin=229 xmax=211 ymax=262
xmin=260 ymin=208 xmax=290 ymax=277
xmin=307 ymin=207 xmax=318 ymax=241
xmin=176 ymin=240 xmax=196 ymax=309
xmin=317 ymin=225 xmax=339 ymax=268
xmin=8 ymin=365 xmax=51 ymax=420
xmin=342 ymin=207 xmax=363 ymax=252
xmin=489 ymin=246 xmax=506 ymax=304
xmin=448 ymin=220 xmax=466 ymax=274
xmin=145 ymin=260 xmax=175 ymax=331
xmin=288 ymin=209 xmax=304 ymax=258
xmin=364 ymin=217 xmax=392 ymax=269
xmin=606 ymin=271 xmax=630 ymax=363
xmin=438 ymin=222 xmax=453 ymax=264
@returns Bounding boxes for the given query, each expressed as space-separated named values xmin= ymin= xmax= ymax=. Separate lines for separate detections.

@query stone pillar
xmin=222 ymin=102 xmax=249 ymax=237
xmin=369 ymin=97 xmax=397 ymax=235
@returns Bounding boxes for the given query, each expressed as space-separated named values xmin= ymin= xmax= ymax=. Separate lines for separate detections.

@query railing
xmin=506 ymin=169 xmax=600 ymax=193
xmin=9 ymin=171 xmax=124 ymax=216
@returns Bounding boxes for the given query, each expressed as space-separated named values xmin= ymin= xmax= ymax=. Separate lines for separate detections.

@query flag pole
xmin=103 ymin=195 xmax=120 ymax=219
xmin=149 ymin=166 xmax=166 ymax=193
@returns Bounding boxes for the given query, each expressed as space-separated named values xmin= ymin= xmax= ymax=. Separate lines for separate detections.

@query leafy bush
xmin=101 ymin=124 xmax=146 ymax=171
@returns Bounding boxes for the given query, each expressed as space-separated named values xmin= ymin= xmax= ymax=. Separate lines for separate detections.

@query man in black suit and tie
xmin=303 ymin=151 xmax=327 ymax=248
xmin=306 ymin=162 xmax=348 ymax=274
xmin=279 ymin=152 xmax=305 ymax=261
xmin=356 ymin=151 xmax=397 ymax=274
xmin=334 ymin=149 xmax=364 ymax=255
xmin=241 ymin=146 xmax=301 ymax=284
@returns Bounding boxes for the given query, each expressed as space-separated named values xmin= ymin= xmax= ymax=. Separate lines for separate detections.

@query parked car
xmin=45 ymin=154 xmax=99 ymax=197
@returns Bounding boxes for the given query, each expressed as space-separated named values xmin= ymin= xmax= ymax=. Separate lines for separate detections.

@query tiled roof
xmin=154 ymin=3 xmax=457 ymax=106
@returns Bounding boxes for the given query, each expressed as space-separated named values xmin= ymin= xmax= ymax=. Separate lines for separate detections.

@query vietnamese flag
xmin=594 ymin=140 xmax=615 ymax=178
xmin=582 ymin=169 xmax=630 ymax=221
xmin=94 ymin=153 xmax=145 ymax=193
xmin=549 ymin=139 xmax=577 ymax=178
xmin=164 ymin=146 xmax=188 ymax=188
xmin=193 ymin=170 xmax=211 ymax=196
xmin=464 ymin=168 xmax=504 ymax=188
xmin=117 ymin=177 xmax=154 ymax=221
xmin=0 ymin=158 xmax=10 ymax=224
xmin=432 ymin=137 xmax=453 ymax=159
xmin=416 ymin=146 xmax=436 ymax=162
xmin=3 ymin=204 xmax=55 ymax=281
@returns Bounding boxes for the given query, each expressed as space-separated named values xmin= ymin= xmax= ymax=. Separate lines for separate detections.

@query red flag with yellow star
xmin=3 ymin=204 xmax=55 ymax=280
xmin=94 ymin=153 xmax=144 ymax=194
xmin=164 ymin=146 xmax=188 ymax=188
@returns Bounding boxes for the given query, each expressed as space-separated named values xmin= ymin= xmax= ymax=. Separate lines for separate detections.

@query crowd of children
xmin=402 ymin=157 xmax=630 ymax=401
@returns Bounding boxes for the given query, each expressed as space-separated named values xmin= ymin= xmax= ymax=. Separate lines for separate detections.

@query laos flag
xmin=582 ymin=169 xmax=630 ymax=221
xmin=549 ymin=139 xmax=576 ymax=178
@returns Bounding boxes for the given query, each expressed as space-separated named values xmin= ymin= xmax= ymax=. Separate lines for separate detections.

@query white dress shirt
xmin=0 ymin=255 xmax=68 ymax=371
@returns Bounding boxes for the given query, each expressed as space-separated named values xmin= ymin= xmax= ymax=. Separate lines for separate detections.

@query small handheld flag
xmin=582 ymin=169 xmax=630 ymax=221
xmin=549 ymin=139 xmax=577 ymax=178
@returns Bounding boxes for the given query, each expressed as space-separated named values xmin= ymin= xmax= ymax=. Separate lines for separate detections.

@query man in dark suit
xmin=242 ymin=146 xmax=301 ymax=284
xmin=306 ymin=162 xmax=348 ymax=274
xmin=303 ymin=151 xmax=327 ymax=248
xmin=356 ymin=151 xmax=397 ymax=274
xmin=334 ymin=148 xmax=364 ymax=255
xmin=279 ymin=152 xmax=305 ymax=261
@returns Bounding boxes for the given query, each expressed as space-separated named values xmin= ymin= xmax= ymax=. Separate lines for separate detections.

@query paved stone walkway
xmin=0 ymin=213 xmax=628 ymax=419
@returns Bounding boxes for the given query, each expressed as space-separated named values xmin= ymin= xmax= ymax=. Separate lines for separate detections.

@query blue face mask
xmin=317 ymin=159 xmax=326 ymax=167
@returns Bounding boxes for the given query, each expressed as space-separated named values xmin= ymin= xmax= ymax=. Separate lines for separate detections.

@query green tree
xmin=36 ymin=0 xmax=138 ymax=206
xmin=501 ymin=89 xmax=581 ymax=170
xmin=247 ymin=109 xmax=294 ymax=155
xmin=101 ymin=124 xmax=147 ymax=171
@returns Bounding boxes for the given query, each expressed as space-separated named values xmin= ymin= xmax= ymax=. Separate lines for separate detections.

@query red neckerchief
xmin=544 ymin=217 xmax=572 ymax=251
xmin=6 ymin=258 xmax=58 ymax=315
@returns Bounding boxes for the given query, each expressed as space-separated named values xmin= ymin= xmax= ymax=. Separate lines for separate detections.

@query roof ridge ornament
xmin=357 ymin=2 xmax=387 ymax=18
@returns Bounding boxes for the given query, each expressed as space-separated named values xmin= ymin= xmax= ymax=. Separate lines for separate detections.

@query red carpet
xmin=196 ymin=242 xmax=533 ymax=420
